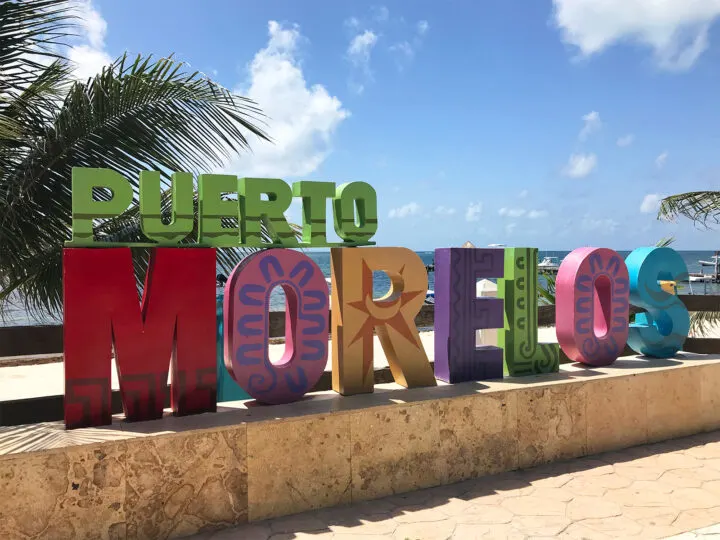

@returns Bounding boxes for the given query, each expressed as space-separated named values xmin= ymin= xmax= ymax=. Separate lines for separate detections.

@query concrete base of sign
xmin=2 ymin=353 xmax=720 ymax=539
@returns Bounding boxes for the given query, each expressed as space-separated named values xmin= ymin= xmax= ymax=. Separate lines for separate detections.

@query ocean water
xmin=1 ymin=249 xmax=717 ymax=327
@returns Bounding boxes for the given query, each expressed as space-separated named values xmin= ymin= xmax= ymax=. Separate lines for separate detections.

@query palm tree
xmin=0 ymin=0 xmax=270 ymax=318
xmin=658 ymin=192 xmax=720 ymax=335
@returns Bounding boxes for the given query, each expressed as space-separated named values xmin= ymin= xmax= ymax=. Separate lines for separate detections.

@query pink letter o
xmin=556 ymin=247 xmax=630 ymax=366
xmin=224 ymin=249 xmax=329 ymax=404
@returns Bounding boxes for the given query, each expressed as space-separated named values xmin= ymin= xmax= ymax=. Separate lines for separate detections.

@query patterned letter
xmin=625 ymin=247 xmax=689 ymax=358
xmin=556 ymin=247 xmax=630 ymax=366
xmin=433 ymin=248 xmax=505 ymax=383
xmin=139 ymin=171 xmax=193 ymax=244
xmin=498 ymin=247 xmax=559 ymax=376
xmin=197 ymin=174 xmax=240 ymax=246
xmin=331 ymin=247 xmax=436 ymax=395
xmin=239 ymin=177 xmax=298 ymax=247
xmin=63 ymin=248 xmax=217 ymax=429
xmin=292 ymin=181 xmax=336 ymax=246
xmin=332 ymin=182 xmax=378 ymax=245
xmin=67 ymin=168 xmax=133 ymax=246
xmin=224 ymin=249 xmax=329 ymax=404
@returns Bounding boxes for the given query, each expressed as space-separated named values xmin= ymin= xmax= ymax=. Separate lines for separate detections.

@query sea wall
xmin=2 ymin=354 xmax=720 ymax=539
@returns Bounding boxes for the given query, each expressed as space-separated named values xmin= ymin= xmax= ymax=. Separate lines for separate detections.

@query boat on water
xmin=538 ymin=256 xmax=560 ymax=272
xmin=700 ymin=254 xmax=720 ymax=266
xmin=689 ymin=273 xmax=714 ymax=283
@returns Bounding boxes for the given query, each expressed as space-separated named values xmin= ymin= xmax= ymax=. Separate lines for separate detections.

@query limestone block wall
xmin=2 ymin=355 xmax=720 ymax=539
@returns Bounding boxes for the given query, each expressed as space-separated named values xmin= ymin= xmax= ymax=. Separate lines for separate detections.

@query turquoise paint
xmin=216 ymin=294 xmax=250 ymax=402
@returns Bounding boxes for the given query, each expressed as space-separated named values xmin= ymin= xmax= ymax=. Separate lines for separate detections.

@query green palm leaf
xmin=0 ymin=0 xmax=75 ymax=95
xmin=658 ymin=192 xmax=720 ymax=226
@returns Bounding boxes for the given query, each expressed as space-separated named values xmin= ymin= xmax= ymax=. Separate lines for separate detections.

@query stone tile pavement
xmin=184 ymin=430 xmax=720 ymax=539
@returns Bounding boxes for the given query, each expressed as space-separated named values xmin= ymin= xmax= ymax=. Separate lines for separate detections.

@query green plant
xmin=537 ymin=272 xmax=556 ymax=306
xmin=0 ymin=0 xmax=271 ymax=317
xmin=658 ymin=195 xmax=720 ymax=337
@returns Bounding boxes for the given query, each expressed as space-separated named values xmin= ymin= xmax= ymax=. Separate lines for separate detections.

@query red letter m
xmin=63 ymin=248 xmax=217 ymax=429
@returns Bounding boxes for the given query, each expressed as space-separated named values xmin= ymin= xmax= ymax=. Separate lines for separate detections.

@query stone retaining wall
xmin=1 ymin=354 xmax=720 ymax=539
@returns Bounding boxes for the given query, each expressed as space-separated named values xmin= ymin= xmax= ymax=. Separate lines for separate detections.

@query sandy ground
xmin=0 ymin=324 xmax=714 ymax=401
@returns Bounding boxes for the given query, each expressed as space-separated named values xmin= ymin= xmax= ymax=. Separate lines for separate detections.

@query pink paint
xmin=224 ymin=249 xmax=329 ymax=404
xmin=555 ymin=247 xmax=630 ymax=366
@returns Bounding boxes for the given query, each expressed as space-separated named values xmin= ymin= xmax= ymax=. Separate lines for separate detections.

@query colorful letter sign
xmin=433 ymin=248 xmax=504 ymax=383
xmin=66 ymin=168 xmax=378 ymax=248
xmin=556 ymin=248 xmax=630 ymax=366
xmin=626 ymin=247 xmax=690 ymax=358
xmin=60 ymin=166 xmax=699 ymax=427
xmin=63 ymin=248 xmax=216 ymax=429
xmin=139 ymin=171 xmax=194 ymax=244
xmin=331 ymin=247 xmax=436 ymax=395
xmin=68 ymin=168 xmax=134 ymax=246
xmin=332 ymin=182 xmax=378 ymax=244
xmin=224 ymin=249 xmax=329 ymax=404
xmin=239 ymin=177 xmax=298 ymax=247
xmin=498 ymin=248 xmax=559 ymax=376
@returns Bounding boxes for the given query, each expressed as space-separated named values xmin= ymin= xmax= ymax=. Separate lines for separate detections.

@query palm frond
xmin=655 ymin=236 xmax=675 ymax=248
xmin=658 ymin=192 xmax=720 ymax=226
xmin=0 ymin=53 xmax=271 ymax=316
xmin=0 ymin=0 xmax=75 ymax=96
xmin=690 ymin=310 xmax=720 ymax=337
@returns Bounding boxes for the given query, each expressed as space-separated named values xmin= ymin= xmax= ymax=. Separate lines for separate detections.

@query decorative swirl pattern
xmin=556 ymin=247 xmax=630 ymax=366
xmin=224 ymin=249 xmax=329 ymax=404
xmin=498 ymin=248 xmax=559 ymax=376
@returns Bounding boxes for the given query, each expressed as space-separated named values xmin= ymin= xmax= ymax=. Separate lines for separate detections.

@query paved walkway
xmin=187 ymin=431 xmax=720 ymax=539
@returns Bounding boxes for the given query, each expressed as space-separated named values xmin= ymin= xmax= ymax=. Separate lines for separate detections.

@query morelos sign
xmin=63 ymin=168 xmax=690 ymax=430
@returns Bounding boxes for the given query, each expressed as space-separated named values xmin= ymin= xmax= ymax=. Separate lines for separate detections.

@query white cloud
xmin=506 ymin=223 xmax=517 ymax=235
xmin=519 ymin=189 xmax=529 ymax=198
xmin=499 ymin=207 xmax=547 ymax=219
xmin=465 ymin=202 xmax=482 ymax=222
xmin=656 ymin=151 xmax=669 ymax=169
xmin=563 ymin=153 xmax=598 ymax=178
xmin=373 ymin=6 xmax=390 ymax=23
xmin=434 ymin=206 xmax=456 ymax=215
xmin=389 ymin=202 xmax=420 ymax=218
xmin=579 ymin=110 xmax=601 ymax=140
xmin=499 ymin=207 xmax=526 ymax=218
xmin=347 ymin=30 xmax=379 ymax=92
xmin=417 ymin=20 xmax=430 ymax=35
xmin=617 ymin=134 xmax=635 ymax=147
xmin=68 ymin=0 xmax=112 ymax=80
xmin=552 ymin=0 xmax=720 ymax=71
xmin=344 ymin=17 xmax=361 ymax=29
xmin=226 ymin=21 xmax=349 ymax=178
xmin=581 ymin=215 xmax=619 ymax=234
xmin=640 ymin=193 xmax=662 ymax=213
xmin=348 ymin=30 xmax=379 ymax=66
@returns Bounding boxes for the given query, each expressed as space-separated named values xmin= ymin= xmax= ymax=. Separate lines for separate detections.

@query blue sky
xmin=74 ymin=0 xmax=720 ymax=250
